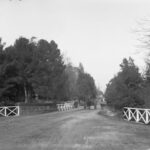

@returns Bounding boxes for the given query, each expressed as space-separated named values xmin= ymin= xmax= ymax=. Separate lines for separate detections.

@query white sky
xmin=0 ymin=0 xmax=150 ymax=91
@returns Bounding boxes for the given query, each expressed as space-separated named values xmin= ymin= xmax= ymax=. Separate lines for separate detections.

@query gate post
xmin=17 ymin=106 xmax=20 ymax=116
xmin=136 ymin=109 xmax=140 ymax=123
xmin=128 ymin=108 xmax=131 ymax=121
xmin=145 ymin=110 xmax=149 ymax=124
xmin=4 ymin=107 xmax=7 ymax=117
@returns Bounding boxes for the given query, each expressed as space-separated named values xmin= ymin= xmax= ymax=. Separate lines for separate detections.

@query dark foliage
xmin=77 ymin=64 xmax=97 ymax=106
xmin=0 ymin=37 xmax=97 ymax=105
xmin=0 ymin=37 xmax=66 ymax=104
xmin=105 ymin=57 xmax=144 ymax=110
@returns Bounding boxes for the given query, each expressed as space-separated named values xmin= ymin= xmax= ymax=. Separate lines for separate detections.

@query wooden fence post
xmin=4 ymin=107 xmax=7 ymax=117
xmin=128 ymin=108 xmax=131 ymax=121
xmin=145 ymin=110 xmax=149 ymax=124
xmin=136 ymin=109 xmax=140 ymax=122
xmin=17 ymin=106 xmax=20 ymax=116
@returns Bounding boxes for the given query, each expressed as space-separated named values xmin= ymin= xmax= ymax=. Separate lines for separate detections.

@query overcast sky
xmin=0 ymin=0 xmax=150 ymax=91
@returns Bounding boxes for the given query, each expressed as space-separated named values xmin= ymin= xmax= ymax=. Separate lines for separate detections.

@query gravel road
xmin=0 ymin=109 xmax=150 ymax=150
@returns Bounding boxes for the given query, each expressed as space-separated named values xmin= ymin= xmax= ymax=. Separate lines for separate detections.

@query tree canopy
xmin=0 ymin=37 xmax=66 ymax=104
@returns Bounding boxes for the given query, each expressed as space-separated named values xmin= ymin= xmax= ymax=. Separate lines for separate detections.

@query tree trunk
xmin=24 ymin=84 xmax=28 ymax=103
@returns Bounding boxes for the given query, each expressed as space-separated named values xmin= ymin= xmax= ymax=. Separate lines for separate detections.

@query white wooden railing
xmin=123 ymin=107 xmax=150 ymax=124
xmin=57 ymin=101 xmax=74 ymax=111
xmin=0 ymin=106 xmax=20 ymax=117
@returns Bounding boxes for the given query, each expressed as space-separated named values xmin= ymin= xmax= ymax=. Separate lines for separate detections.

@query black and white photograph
xmin=0 ymin=0 xmax=150 ymax=149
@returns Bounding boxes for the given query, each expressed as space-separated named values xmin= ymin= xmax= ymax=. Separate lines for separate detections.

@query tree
xmin=0 ymin=37 xmax=36 ymax=104
xmin=77 ymin=64 xmax=97 ymax=108
xmin=64 ymin=63 xmax=79 ymax=99
xmin=105 ymin=57 xmax=144 ymax=109
xmin=31 ymin=39 xmax=66 ymax=101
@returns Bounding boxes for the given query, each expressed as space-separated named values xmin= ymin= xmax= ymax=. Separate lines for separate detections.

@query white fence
xmin=123 ymin=107 xmax=150 ymax=124
xmin=0 ymin=106 xmax=20 ymax=117
xmin=57 ymin=101 xmax=74 ymax=111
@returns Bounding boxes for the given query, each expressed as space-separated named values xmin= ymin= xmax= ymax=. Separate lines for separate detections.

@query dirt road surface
xmin=0 ymin=109 xmax=150 ymax=150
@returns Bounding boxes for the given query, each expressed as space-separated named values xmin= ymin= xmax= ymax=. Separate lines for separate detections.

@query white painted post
xmin=128 ymin=108 xmax=131 ymax=121
xmin=136 ymin=109 xmax=140 ymax=122
xmin=4 ymin=107 xmax=7 ymax=117
xmin=59 ymin=104 xmax=61 ymax=111
xmin=61 ymin=104 xmax=63 ymax=111
xmin=64 ymin=104 xmax=67 ymax=111
xmin=17 ymin=106 xmax=20 ymax=116
xmin=63 ymin=104 xmax=65 ymax=111
xmin=145 ymin=110 xmax=149 ymax=124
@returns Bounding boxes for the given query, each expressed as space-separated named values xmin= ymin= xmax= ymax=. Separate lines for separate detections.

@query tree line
xmin=0 ymin=37 xmax=97 ymax=105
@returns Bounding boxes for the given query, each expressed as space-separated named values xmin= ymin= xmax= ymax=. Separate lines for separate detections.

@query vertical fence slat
xmin=136 ymin=109 xmax=140 ymax=122
xmin=4 ymin=107 xmax=7 ymax=117
xmin=17 ymin=106 xmax=20 ymax=116
xmin=128 ymin=108 xmax=131 ymax=121
xmin=145 ymin=110 xmax=149 ymax=124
